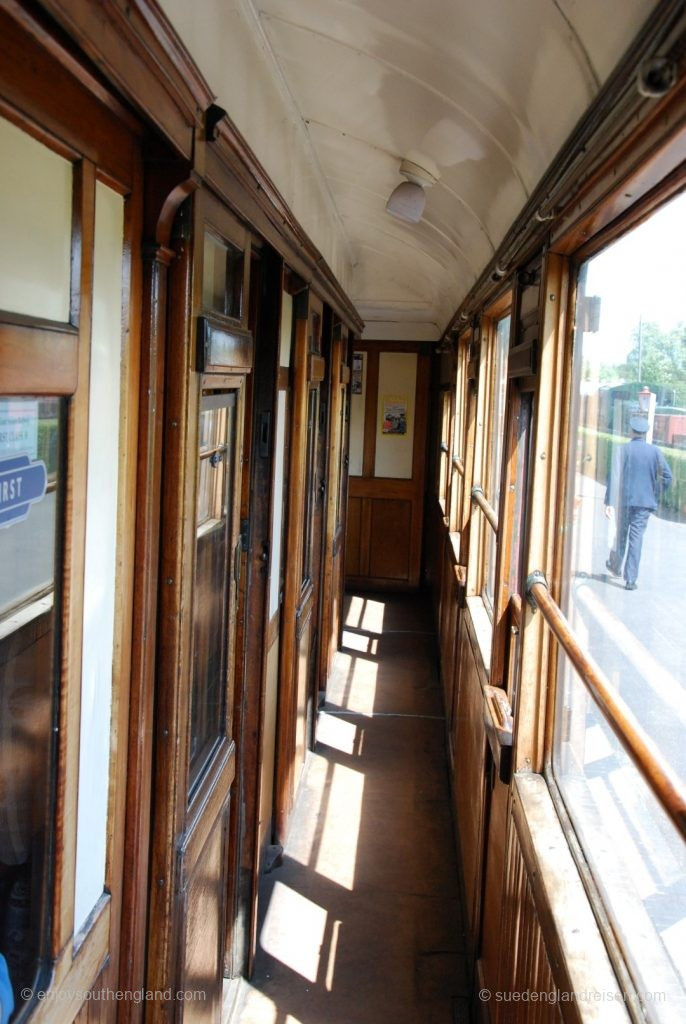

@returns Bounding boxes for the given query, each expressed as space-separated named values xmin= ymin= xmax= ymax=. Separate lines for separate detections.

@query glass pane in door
xmin=189 ymin=391 xmax=237 ymax=793
xmin=0 ymin=396 xmax=64 ymax=1018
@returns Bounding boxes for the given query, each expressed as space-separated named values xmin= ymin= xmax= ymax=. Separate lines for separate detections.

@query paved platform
xmin=230 ymin=591 xmax=470 ymax=1024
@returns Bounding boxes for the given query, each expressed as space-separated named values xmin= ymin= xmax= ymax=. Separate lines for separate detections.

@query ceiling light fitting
xmin=386 ymin=158 xmax=439 ymax=224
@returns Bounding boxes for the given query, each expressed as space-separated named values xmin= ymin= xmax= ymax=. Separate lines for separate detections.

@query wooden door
xmin=346 ymin=342 xmax=430 ymax=589
xmin=275 ymin=289 xmax=325 ymax=840
xmin=147 ymin=191 xmax=252 ymax=1022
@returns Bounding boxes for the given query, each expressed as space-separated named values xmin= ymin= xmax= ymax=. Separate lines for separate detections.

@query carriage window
xmin=0 ymin=117 xmax=72 ymax=323
xmin=202 ymin=231 xmax=243 ymax=321
xmin=437 ymin=389 xmax=451 ymax=511
xmin=0 ymin=396 xmax=64 ymax=1019
xmin=554 ymin=190 xmax=686 ymax=1018
xmin=189 ymin=391 xmax=237 ymax=791
xmin=301 ymin=390 xmax=318 ymax=589
xmin=483 ymin=314 xmax=510 ymax=613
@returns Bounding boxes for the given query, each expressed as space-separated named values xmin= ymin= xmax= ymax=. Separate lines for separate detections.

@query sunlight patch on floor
xmin=345 ymin=595 xmax=386 ymax=633
xmin=316 ymin=711 xmax=358 ymax=755
xmin=260 ymin=882 xmax=327 ymax=983
xmin=341 ymin=628 xmax=379 ymax=655
xmin=232 ymin=981 xmax=278 ymax=1024
xmin=315 ymin=760 xmax=364 ymax=891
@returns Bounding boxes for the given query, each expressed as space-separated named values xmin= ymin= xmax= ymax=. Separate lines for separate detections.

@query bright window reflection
xmin=555 ymin=191 xmax=686 ymax=1019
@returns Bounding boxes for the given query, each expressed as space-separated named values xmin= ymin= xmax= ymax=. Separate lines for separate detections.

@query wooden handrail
xmin=471 ymin=485 xmax=498 ymax=532
xmin=510 ymin=592 xmax=522 ymax=629
xmin=453 ymin=455 xmax=465 ymax=478
xmin=526 ymin=573 xmax=686 ymax=842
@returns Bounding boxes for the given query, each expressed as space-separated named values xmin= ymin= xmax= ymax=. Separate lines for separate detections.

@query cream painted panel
xmin=73 ymin=183 xmax=124 ymax=936
xmin=158 ymin=0 xmax=353 ymax=293
xmin=258 ymin=639 xmax=280 ymax=852
xmin=374 ymin=352 xmax=416 ymax=480
xmin=280 ymin=290 xmax=292 ymax=367
xmin=268 ymin=389 xmax=287 ymax=620
xmin=0 ymin=117 xmax=72 ymax=322
xmin=348 ymin=351 xmax=367 ymax=477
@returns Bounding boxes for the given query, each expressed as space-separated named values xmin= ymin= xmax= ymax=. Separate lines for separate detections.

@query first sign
xmin=0 ymin=454 xmax=48 ymax=528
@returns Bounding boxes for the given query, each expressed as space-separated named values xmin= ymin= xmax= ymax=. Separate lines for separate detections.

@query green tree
xmin=619 ymin=320 xmax=686 ymax=401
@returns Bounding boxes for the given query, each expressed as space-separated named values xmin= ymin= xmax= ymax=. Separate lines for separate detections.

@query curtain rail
xmin=471 ymin=485 xmax=498 ymax=532
xmin=526 ymin=572 xmax=686 ymax=842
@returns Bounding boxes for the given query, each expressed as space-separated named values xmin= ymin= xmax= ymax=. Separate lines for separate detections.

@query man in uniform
xmin=604 ymin=414 xmax=673 ymax=590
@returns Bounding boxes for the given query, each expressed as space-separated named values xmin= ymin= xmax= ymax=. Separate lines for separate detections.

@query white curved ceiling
xmin=161 ymin=0 xmax=657 ymax=337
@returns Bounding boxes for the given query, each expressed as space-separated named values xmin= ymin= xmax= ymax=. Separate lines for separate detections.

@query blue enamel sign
xmin=0 ymin=454 xmax=48 ymax=528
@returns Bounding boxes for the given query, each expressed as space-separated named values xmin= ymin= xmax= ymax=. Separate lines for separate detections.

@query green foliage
xmin=617 ymin=320 xmax=686 ymax=403
xmin=579 ymin=427 xmax=686 ymax=517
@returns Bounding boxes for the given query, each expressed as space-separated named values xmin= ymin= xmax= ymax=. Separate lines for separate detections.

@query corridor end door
xmin=346 ymin=343 xmax=429 ymax=589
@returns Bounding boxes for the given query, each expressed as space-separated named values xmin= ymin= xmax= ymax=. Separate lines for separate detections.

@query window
xmin=437 ymin=388 xmax=451 ymax=510
xmin=554 ymin=190 xmax=686 ymax=1018
xmin=189 ymin=391 xmax=237 ymax=791
xmin=449 ymin=336 xmax=469 ymax=533
xmin=202 ymin=230 xmax=244 ymax=321
xmin=0 ymin=397 xmax=64 ymax=1013
xmin=483 ymin=314 xmax=511 ymax=613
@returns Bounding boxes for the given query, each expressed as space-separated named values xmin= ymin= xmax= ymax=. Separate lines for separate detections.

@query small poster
xmin=352 ymin=352 xmax=363 ymax=395
xmin=382 ymin=395 xmax=407 ymax=435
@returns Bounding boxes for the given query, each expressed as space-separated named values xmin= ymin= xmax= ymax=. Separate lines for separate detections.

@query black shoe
xmin=606 ymin=559 xmax=621 ymax=577
xmin=625 ymin=581 xmax=637 ymax=591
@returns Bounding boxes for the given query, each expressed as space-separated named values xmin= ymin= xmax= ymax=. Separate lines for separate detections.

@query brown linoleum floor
xmin=231 ymin=591 xmax=470 ymax=1024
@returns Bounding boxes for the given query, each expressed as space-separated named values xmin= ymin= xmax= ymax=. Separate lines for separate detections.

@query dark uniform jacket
xmin=604 ymin=437 xmax=673 ymax=510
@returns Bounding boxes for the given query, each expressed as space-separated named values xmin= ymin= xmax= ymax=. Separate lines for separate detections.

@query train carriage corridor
xmin=230 ymin=592 xmax=469 ymax=1024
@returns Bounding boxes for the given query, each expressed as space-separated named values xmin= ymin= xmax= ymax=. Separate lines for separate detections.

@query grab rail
xmin=471 ymin=485 xmax=498 ymax=532
xmin=526 ymin=572 xmax=686 ymax=842
xmin=453 ymin=455 xmax=465 ymax=478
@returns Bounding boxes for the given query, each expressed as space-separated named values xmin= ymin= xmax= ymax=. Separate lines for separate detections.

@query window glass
xmin=301 ymin=390 xmax=318 ymax=588
xmin=202 ymin=231 xmax=243 ymax=321
xmin=484 ymin=315 xmax=510 ymax=611
xmin=438 ymin=390 xmax=450 ymax=508
xmin=554 ymin=190 xmax=686 ymax=1018
xmin=189 ymin=391 xmax=237 ymax=792
xmin=0 ymin=117 xmax=72 ymax=323
xmin=0 ymin=396 xmax=64 ymax=1019
xmin=509 ymin=391 xmax=534 ymax=595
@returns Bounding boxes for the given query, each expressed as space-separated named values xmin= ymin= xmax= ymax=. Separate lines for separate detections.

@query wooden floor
xmin=230 ymin=591 xmax=470 ymax=1024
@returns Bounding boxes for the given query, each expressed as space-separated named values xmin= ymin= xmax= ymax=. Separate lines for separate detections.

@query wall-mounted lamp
xmin=386 ymin=158 xmax=438 ymax=224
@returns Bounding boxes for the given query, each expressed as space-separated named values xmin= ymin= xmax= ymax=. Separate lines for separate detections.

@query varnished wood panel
xmin=179 ymin=807 xmax=229 ymax=1024
xmin=345 ymin=496 xmax=362 ymax=577
xmin=0 ymin=323 xmax=78 ymax=395
xmin=368 ymin=499 xmax=411 ymax=581
xmin=453 ymin=617 xmax=488 ymax=937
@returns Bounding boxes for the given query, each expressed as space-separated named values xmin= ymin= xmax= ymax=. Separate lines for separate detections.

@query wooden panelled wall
xmin=0 ymin=3 xmax=361 ymax=1023
xmin=427 ymin=17 xmax=686 ymax=1020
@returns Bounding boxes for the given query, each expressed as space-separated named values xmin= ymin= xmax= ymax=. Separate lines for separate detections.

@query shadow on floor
xmin=232 ymin=592 xmax=471 ymax=1024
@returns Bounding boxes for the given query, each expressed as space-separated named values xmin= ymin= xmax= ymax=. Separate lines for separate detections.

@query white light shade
xmin=385 ymin=180 xmax=426 ymax=223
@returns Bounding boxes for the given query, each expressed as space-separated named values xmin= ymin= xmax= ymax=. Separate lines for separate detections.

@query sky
xmin=583 ymin=188 xmax=686 ymax=369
